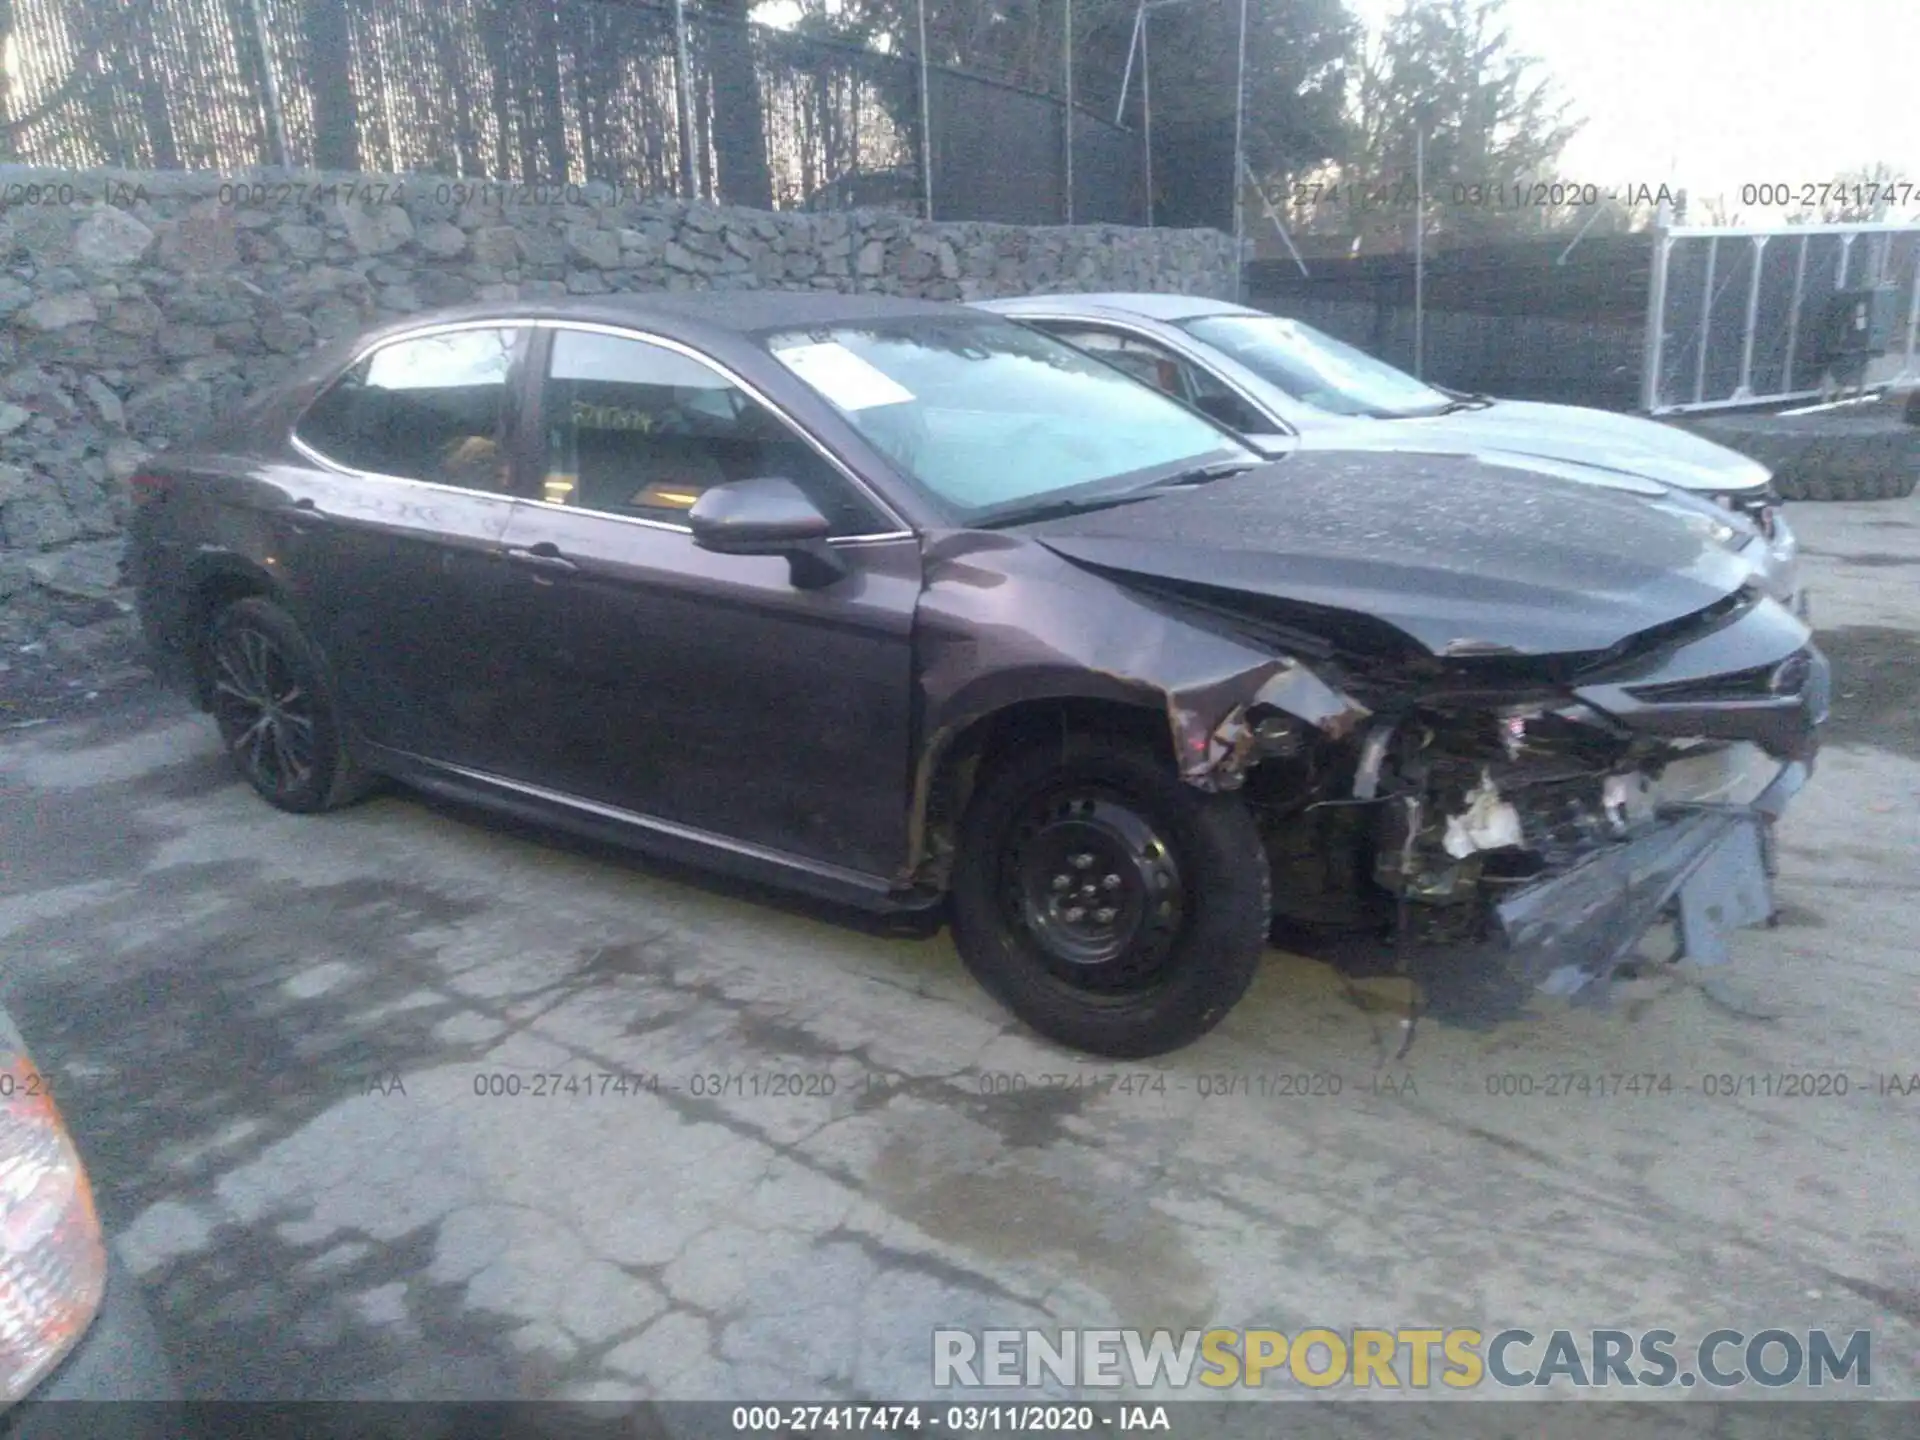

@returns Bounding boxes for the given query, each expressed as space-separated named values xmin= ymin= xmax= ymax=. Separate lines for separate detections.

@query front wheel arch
xmin=916 ymin=696 xmax=1176 ymax=889
xmin=948 ymin=733 xmax=1271 ymax=1057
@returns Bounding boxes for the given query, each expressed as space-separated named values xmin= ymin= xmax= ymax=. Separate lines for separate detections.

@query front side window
xmin=1046 ymin=326 xmax=1188 ymax=396
xmin=1047 ymin=323 xmax=1275 ymax=436
xmin=538 ymin=329 xmax=885 ymax=535
xmin=1179 ymin=313 xmax=1452 ymax=419
xmin=295 ymin=327 xmax=520 ymax=489
xmin=761 ymin=316 xmax=1250 ymax=523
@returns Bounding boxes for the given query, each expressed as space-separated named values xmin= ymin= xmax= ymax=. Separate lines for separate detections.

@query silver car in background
xmin=975 ymin=293 xmax=1806 ymax=618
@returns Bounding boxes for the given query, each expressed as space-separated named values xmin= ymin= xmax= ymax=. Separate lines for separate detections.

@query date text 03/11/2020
xmin=729 ymin=1406 xmax=1171 ymax=1433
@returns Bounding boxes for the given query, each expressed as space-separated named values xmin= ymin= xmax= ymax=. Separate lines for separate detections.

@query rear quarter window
xmin=295 ymin=327 xmax=520 ymax=490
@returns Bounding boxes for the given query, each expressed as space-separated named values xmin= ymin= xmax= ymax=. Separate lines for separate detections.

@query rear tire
xmin=950 ymin=738 xmax=1270 ymax=1058
xmin=205 ymin=597 xmax=375 ymax=813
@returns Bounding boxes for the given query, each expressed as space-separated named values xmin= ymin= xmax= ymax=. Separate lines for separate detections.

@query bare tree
xmin=1332 ymin=0 xmax=1582 ymax=249
xmin=305 ymin=0 xmax=360 ymax=170
xmin=703 ymin=0 xmax=774 ymax=206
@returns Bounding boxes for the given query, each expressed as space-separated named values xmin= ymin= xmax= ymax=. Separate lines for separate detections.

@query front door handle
xmin=505 ymin=542 xmax=577 ymax=573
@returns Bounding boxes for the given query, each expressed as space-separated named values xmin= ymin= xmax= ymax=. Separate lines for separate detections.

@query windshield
xmin=1179 ymin=313 xmax=1453 ymax=419
xmin=762 ymin=316 xmax=1250 ymax=522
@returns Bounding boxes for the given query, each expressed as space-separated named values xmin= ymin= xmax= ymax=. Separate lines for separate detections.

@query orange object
xmin=0 ymin=1052 xmax=108 ymax=1406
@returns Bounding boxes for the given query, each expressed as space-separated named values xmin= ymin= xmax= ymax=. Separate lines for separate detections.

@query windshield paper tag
xmin=772 ymin=342 xmax=915 ymax=410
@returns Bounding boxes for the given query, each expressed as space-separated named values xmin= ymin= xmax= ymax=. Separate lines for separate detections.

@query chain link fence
xmin=0 ymin=0 xmax=1143 ymax=224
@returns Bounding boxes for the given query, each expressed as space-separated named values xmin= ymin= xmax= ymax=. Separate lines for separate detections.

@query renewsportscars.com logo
xmin=932 ymin=1328 xmax=1872 ymax=1391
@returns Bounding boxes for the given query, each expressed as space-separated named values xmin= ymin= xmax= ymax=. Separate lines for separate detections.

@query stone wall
xmin=0 ymin=167 xmax=1234 ymax=680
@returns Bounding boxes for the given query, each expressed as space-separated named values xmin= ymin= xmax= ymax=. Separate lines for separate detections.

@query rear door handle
xmin=505 ymin=542 xmax=577 ymax=573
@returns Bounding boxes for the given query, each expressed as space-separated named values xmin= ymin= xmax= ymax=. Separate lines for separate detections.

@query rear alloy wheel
xmin=951 ymin=738 xmax=1270 ymax=1058
xmin=206 ymin=597 xmax=372 ymax=813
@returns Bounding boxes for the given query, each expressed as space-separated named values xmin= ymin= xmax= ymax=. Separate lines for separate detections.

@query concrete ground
xmin=2 ymin=496 xmax=1918 ymax=1422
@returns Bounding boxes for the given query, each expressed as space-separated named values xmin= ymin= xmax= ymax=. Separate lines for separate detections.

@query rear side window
xmin=295 ymin=328 xmax=521 ymax=491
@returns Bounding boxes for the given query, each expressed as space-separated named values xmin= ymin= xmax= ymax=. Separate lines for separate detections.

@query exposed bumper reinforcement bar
xmin=1490 ymin=761 xmax=1808 ymax=996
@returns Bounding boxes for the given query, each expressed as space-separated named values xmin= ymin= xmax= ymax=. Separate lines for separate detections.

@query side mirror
xmin=688 ymin=477 xmax=846 ymax=589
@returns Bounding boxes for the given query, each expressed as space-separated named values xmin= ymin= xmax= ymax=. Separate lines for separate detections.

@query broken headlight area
xmin=1367 ymin=707 xmax=1664 ymax=897
xmin=1253 ymin=701 xmax=1794 ymax=998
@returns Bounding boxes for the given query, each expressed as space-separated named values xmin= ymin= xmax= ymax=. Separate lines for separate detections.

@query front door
xmin=491 ymin=325 xmax=922 ymax=879
xmin=283 ymin=323 xmax=531 ymax=770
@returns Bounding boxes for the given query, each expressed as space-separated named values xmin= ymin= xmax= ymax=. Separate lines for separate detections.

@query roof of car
xmin=974 ymin=292 xmax=1263 ymax=322
xmin=360 ymin=288 xmax=971 ymax=349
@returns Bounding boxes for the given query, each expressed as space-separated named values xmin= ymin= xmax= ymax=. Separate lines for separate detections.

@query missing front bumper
xmin=1488 ymin=762 xmax=1807 ymax=996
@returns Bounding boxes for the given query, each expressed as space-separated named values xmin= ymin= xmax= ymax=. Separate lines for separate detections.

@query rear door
xmin=283 ymin=323 xmax=533 ymax=768
xmin=489 ymin=324 xmax=922 ymax=878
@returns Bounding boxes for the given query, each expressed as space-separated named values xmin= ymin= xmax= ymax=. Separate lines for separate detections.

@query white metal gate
xmin=1641 ymin=218 xmax=1920 ymax=414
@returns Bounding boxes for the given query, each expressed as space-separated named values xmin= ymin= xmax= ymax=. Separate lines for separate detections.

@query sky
xmin=1344 ymin=0 xmax=1920 ymax=217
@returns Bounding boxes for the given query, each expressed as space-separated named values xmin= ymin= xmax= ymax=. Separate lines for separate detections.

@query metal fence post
xmin=917 ymin=0 xmax=934 ymax=221
xmin=1140 ymin=3 xmax=1152 ymax=228
xmin=1782 ymin=234 xmax=1809 ymax=392
xmin=1063 ymin=0 xmax=1074 ymax=225
xmin=1413 ymin=129 xmax=1424 ymax=379
xmin=1639 ymin=200 xmax=1672 ymax=413
xmin=1692 ymin=236 xmax=1717 ymax=405
xmin=671 ymin=0 xmax=698 ymax=197
xmin=1735 ymin=235 xmax=1765 ymax=401
xmin=1905 ymin=244 xmax=1920 ymax=381
xmin=1231 ymin=0 xmax=1247 ymax=299
xmin=1116 ymin=5 xmax=1142 ymax=125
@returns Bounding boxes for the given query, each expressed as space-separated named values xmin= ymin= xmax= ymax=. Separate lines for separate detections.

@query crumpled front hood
xmin=1383 ymin=399 xmax=1773 ymax=495
xmin=1018 ymin=450 xmax=1759 ymax=658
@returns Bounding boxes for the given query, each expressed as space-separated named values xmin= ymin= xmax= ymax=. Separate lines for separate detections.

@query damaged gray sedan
xmin=128 ymin=292 xmax=1828 ymax=1059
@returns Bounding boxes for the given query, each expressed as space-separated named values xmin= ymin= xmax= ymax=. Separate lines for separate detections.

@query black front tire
xmin=950 ymin=738 xmax=1270 ymax=1059
xmin=204 ymin=597 xmax=374 ymax=814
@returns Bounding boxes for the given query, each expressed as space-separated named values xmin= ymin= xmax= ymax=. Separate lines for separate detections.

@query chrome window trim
xmin=511 ymin=490 xmax=915 ymax=546
xmin=290 ymin=435 xmax=913 ymax=547
xmin=1015 ymin=312 xmax=1294 ymax=439
xmin=335 ymin=317 xmax=537 ymax=369
xmin=292 ymin=314 xmax=920 ymax=544
xmin=290 ymin=319 xmax=531 ymax=499
xmin=288 ymin=432 xmax=523 ymax=505
xmin=531 ymin=318 xmax=915 ymax=537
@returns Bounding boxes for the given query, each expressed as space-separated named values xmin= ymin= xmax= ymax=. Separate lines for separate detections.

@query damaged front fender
xmin=1169 ymin=660 xmax=1372 ymax=793
xmin=906 ymin=531 xmax=1371 ymax=878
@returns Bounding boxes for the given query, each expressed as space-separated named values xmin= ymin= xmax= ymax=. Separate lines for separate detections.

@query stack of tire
xmin=1670 ymin=392 xmax=1920 ymax=501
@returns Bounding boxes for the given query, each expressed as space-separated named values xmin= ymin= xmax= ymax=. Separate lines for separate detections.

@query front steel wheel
xmin=1001 ymin=787 xmax=1188 ymax=993
xmin=952 ymin=737 xmax=1270 ymax=1058
xmin=205 ymin=597 xmax=372 ymax=813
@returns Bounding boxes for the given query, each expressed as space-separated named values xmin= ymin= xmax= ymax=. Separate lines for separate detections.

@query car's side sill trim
xmin=379 ymin=751 xmax=939 ymax=915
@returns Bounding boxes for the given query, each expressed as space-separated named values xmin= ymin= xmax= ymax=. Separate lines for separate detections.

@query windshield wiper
xmin=1137 ymin=458 xmax=1262 ymax=490
xmin=976 ymin=459 xmax=1259 ymax=528
xmin=1434 ymin=393 xmax=1495 ymax=414
xmin=973 ymin=488 xmax=1163 ymax=528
